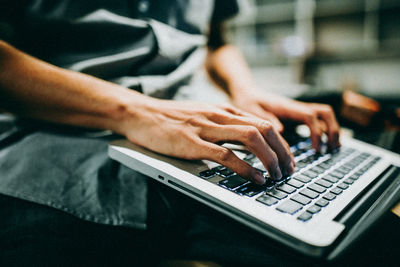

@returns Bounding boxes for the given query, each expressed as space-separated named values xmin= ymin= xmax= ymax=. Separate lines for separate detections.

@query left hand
xmin=231 ymin=88 xmax=340 ymax=152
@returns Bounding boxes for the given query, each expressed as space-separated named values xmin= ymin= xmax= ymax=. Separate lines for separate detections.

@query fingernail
xmin=254 ymin=172 xmax=266 ymax=185
xmin=286 ymin=162 xmax=295 ymax=175
xmin=273 ymin=167 xmax=282 ymax=181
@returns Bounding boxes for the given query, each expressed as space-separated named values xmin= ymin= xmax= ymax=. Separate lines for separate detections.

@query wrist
xmin=229 ymin=83 xmax=259 ymax=100
xmin=103 ymin=87 xmax=154 ymax=136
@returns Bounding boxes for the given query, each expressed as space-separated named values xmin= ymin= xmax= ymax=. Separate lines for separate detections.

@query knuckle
xmin=218 ymin=103 xmax=232 ymax=111
xmin=258 ymin=120 xmax=272 ymax=132
xmin=321 ymin=104 xmax=333 ymax=113
xmin=244 ymin=126 xmax=260 ymax=142
xmin=185 ymin=116 xmax=200 ymax=126
xmin=263 ymin=124 xmax=276 ymax=138
xmin=205 ymin=110 xmax=223 ymax=121
xmin=216 ymin=147 xmax=233 ymax=162
xmin=305 ymin=110 xmax=317 ymax=121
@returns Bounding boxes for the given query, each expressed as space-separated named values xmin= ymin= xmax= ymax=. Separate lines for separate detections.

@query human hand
xmin=116 ymin=99 xmax=295 ymax=184
xmin=231 ymin=89 xmax=340 ymax=152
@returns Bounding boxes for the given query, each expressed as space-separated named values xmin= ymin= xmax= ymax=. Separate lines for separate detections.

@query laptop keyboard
xmin=198 ymin=139 xmax=381 ymax=222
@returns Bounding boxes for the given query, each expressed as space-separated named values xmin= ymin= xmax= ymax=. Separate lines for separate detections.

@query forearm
xmin=0 ymin=40 xmax=150 ymax=134
xmin=206 ymin=44 xmax=258 ymax=98
xmin=0 ymin=41 xmax=296 ymax=182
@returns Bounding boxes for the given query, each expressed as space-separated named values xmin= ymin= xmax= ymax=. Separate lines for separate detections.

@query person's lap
xmin=1 ymin=180 xmax=399 ymax=267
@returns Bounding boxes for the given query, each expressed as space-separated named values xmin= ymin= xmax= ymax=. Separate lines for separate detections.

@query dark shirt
xmin=0 ymin=0 xmax=238 ymax=229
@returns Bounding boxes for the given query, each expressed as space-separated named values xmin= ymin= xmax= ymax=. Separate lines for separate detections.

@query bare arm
xmin=205 ymin=23 xmax=340 ymax=151
xmin=0 ymin=40 xmax=294 ymax=183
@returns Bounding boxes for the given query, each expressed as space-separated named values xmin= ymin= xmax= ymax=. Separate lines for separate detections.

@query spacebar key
xmin=276 ymin=200 xmax=303 ymax=215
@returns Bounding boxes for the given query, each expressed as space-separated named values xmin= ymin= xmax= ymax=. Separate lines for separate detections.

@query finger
xmin=204 ymin=113 xmax=293 ymax=174
xmin=262 ymin=112 xmax=284 ymax=133
xmin=314 ymin=105 xmax=341 ymax=149
xmin=217 ymin=103 xmax=247 ymax=116
xmin=198 ymin=141 xmax=266 ymax=184
xmin=303 ymin=111 xmax=324 ymax=152
xmin=200 ymin=125 xmax=283 ymax=180
xmin=267 ymin=130 xmax=295 ymax=176
xmin=245 ymin=106 xmax=284 ymax=132
xmin=219 ymin=103 xmax=285 ymax=132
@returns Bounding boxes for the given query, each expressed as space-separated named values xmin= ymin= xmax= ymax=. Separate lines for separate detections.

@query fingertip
xmin=276 ymin=123 xmax=284 ymax=133
xmin=271 ymin=166 xmax=282 ymax=181
xmin=311 ymin=138 xmax=321 ymax=153
xmin=254 ymin=171 xmax=266 ymax=185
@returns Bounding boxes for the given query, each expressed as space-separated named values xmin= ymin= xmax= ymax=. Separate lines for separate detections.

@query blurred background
xmin=226 ymin=0 xmax=400 ymax=151
xmin=227 ymin=0 xmax=400 ymax=99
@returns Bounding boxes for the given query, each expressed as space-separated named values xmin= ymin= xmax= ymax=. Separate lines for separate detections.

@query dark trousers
xmin=0 ymin=181 xmax=399 ymax=267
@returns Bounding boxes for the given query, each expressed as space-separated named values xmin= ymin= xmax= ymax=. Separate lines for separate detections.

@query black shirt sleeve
xmin=0 ymin=0 xmax=29 ymax=42
xmin=211 ymin=0 xmax=240 ymax=23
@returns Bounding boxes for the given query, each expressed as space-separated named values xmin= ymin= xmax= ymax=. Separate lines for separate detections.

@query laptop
xmin=108 ymin=130 xmax=400 ymax=259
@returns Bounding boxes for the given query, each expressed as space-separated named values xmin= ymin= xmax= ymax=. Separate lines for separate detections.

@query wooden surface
xmin=392 ymin=202 xmax=400 ymax=218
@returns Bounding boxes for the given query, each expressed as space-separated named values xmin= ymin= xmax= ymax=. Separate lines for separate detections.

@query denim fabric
xmin=0 ymin=115 xmax=148 ymax=228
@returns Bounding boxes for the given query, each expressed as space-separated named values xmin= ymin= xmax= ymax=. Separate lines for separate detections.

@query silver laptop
xmin=108 ymin=132 xmax=400 ymax=259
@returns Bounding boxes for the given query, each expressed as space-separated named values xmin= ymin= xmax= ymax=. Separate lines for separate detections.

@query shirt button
xmin=138 ymin=0 xmax=149 ymax=13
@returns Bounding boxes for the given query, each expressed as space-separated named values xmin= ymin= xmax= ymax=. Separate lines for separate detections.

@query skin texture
xmin=0 ymin=26 xmax=339 ymax=185
xmin=205 ymin=44 xmax=340 ymax=152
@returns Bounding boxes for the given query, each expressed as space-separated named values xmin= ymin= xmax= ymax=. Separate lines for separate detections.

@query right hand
xmin=116 ymin=99 xmax=294 ymax=184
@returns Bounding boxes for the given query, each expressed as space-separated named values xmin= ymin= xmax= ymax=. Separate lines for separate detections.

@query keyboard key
xmin=257 ymin=195 xmax=278 ymax=206
xmin=244 ymin=153 xmax=255 ymax=161
xmin=315 ymin=179 xmax=333 ymax=188
xmin=317 ymin=162 xmax=332 ymax=170
xmin=291 ymin=194 xmax=311 ymax=205
xmin=337 ymin=183 xmax=349 ymax=190
xmin=236 ymin=183 xmax=267 ymax=197
xmin=218 ymin=175 xmax=247 ymax=190
xmin=212 ymin=165 xmax=225 ymax=172
xmin=293 ymin=149 xmax=303 ymax=157
xmin=265 ymin=189 xmax=288 ymax=200
xmin=294 ymin=174 xmax=312 ymax=183
xmin=299 ymin=188 xmax=319 ymax=199
xmin=286 ymin=179 xmax=304 ymax=189
xmin=323 ymin=192 xmax=336 ymax=201
xmin=276 ymin=184 xmax=296 ymax=194
xmin=372 ymin=156 xmax=381 ymax=161
xmin=302 ymin=170 xmax=319 ymax=179
xmin=336 ymin=168 xmax=351 ymax=175
xmin=310 ymin=166 xmax=325 ymax=174
xmin=218 ymin=168 xmax=235 ymax=177
xmin=349 ymin=174 xmax=361 ymax=180
xmin=298 ymin=211 xmax=313 ymax=222
xmin=253 ymin=162 xmax=266 ymax=172
xmin=299 ymin=157 xmax=313 ymax=164
xmin=274 ymin=176 xmax=288 ymax=185
xmin=315 ymin=198 xmax=329 ymax=207
xmin=263 ymin=178 xmax=275 ymax=189
xmin=307 ymin=183 xmax=327 ymax=194
xmin=330 ymin=171 xmax=345 ymax=179
xmin=330 ymin=187 xmax=343 ymax=195
xmin=343 ymin=178 xmax=355 ymax=185
xmin=307 ymin=205 xmax=321 ymax=214
xmin=276 ymin=200 xmax=303 ymax=215
xmin=296 ymin=161 xmax=307 ymax=169
xmin=355 ymin=170 xmax=364 ymax=176
xmin=343 ymin=162 xmax=358 ymax=169
xmin=322 ymin=174 xmax=339 ymax=183
xmin=360 ymin=152 xmax=371 ymax=158
xmin=199 ymin=169 xmax=215 ymax=179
